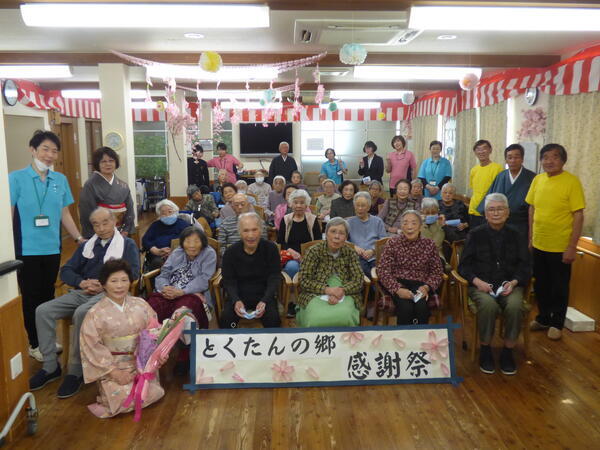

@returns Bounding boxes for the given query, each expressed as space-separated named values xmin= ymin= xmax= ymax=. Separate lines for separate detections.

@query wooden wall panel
xmin=0 ymin=296 xmax=30 ymax=444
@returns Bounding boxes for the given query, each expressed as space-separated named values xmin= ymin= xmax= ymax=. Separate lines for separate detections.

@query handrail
xmin=576 ymin=246 xmax=600 ymax=259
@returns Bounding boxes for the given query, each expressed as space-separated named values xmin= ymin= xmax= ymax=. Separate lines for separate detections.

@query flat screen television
xmin=239 ymin=122 xmax=293 ymax=156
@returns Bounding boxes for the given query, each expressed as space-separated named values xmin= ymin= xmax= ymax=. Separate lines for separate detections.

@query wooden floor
xmin=9 ymin=213 xmax=600 ymax=449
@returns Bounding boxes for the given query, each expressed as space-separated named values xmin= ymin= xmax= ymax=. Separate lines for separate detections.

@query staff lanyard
xmin=429 ymin=160 xmax=440 ymax=180
xmin=32 ymin=177 xmax=49 ymax=215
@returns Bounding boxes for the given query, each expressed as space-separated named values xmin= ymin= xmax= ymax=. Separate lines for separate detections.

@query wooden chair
xmin=445 ymin=239 xmax=465 ymax=271
xmin=212 ymin=270 xmax=293 ymax=327
xmin=194 ymin=216 xmax=213 ymax=238
xmin=246 ymin=192 xmax=259 ymax=204
xmin=451 ymin=270 xmax=535 ymax=361
xmin=57 ymin=279 xmax=139 ymax=369
xmin=308 ymin=204 xmax=317 ymax=215
xmin=254 ymin=204 xmax=266 ymax=220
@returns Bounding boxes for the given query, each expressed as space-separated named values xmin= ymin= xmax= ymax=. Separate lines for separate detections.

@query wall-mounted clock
xmin=525 ymin=87 xmax=538 ymax=106
xmin=104 ymin=131 xmax=124 ymax=151
xmin=2 ymin=79 xmax=18 ymax=106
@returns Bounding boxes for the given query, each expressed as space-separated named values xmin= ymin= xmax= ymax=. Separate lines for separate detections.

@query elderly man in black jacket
xmin=459 ymin=193 xmax=531 ymax=376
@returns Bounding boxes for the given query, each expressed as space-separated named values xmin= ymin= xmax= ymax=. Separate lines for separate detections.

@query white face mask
xmin=33 ymin=158 xmax=50 ymax=173
xmin=255 ymin=177 xmax=264 ymax=184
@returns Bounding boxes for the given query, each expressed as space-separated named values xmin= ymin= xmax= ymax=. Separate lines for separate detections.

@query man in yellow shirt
xmin=526 ymin=144 xmax=585 ymax=341
xmin=468 ymin=140 xmax=504 ymax=228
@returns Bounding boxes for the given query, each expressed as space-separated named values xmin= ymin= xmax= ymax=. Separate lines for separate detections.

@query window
xmin=134 ymin=121 xmax=168 ymax=179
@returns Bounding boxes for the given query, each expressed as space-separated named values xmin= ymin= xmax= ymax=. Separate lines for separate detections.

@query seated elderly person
xmin=142 ymin=199 xmax=190 ymax=270
xmin=266 ymin=175 xmax=286 ymax=219
xmin=290 ymin=170 xmax=308 ymax=190
xmin=379 ymin=179 xmax=419 ymax=236
xmin=410 ymin=178 xmax=424 ymax=204
xmin=274 ymin=184 xmax=298 ymax=230
xmin=315 ymin=179 xmax=341 ymax=220
xmin=235 ymin=180 xmax=257 ymax=205
xmin=220 ymin=213 xmax=282 ymax=328
xmin=420 ymin=197 xmax=448 ymax=270
xmin=248 ymin=169 xmax=271 ymax=208
xmin=368 ymin=180 xmax=386 ymax=215
xmin=147 ymin=227 xmax=216 ymax=374
xmin=438 ymin=183 xmax=469 ymax=243
xmin=296 ymin=217 xmax=364 ymax=327
xmin=185 ymin=185 xmax=219 ymax=225
xmin=218 ymin=182 xmax=239 ymax=219
xmin=218 ymin=193 xmax=267 ymax=256
xmin=347 ymin=192 xmax=387 ymax=276
xmin=277 ymin=189 xmax=321 ymax=279
xmin=29 ymin=207 xmax=140 ymax=398
xmin=330 ymin=180 xmax=358 ymax=219
xmin=378 ymin=210 xmax=443 ymax=325
xmin=458 ymin=193 xmax=531 ymax=376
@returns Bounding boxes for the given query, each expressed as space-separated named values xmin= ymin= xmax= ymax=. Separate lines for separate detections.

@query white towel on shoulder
xmin=82 ymin=228 xmax=125 ymax=262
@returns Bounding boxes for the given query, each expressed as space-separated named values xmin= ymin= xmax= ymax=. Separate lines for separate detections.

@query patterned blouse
xmin=298 ymin=241 xmax=364 ymax=308
xmin=169 ymin=260 xmax=195 ymax=290
xmin=377 ymin=235 xmax=443 ymax=294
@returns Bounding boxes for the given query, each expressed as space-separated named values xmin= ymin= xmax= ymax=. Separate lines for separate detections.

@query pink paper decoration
xmin=342 ymin=332 xmax=364 ymax=347
xmin=420 ymin=330 xmax=449 ymax=362
xmin=271 ymin=360 xmax=295 ymax=382
xmin=517 ymin=107 xmax=546 ymax=141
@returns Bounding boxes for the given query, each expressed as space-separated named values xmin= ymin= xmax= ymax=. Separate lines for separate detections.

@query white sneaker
xmin=29 ymin=346 xmax=43 ymax=362
xmin=56 ymin=343 xmax=63 ymax=354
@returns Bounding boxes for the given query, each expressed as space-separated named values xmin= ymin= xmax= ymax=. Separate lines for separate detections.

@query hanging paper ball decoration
xmin=262 ymin=89 xmax=276 ymax=104
xmin=459 ymin=73 xmax=480 ymax=91
xmin=328 ymin=102 xmax=338 ymax=112
xmin=259 ymin=99 xmax=266 ymax=106
xmin=339 ymin=43 xmax=368 ymax=66
xmin=401 ymin=92 xmax=415 ymax=106
xmin=156 ymin=100 xmax=166 ymax=112
xmin=377 ymin=111 xmax=386 ymax=120
xmin=199 ymin=51 xmax=223 ymax=73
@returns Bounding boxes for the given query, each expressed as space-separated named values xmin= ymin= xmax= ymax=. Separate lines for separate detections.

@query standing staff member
xmin=526 ymin=144 xmax=585 ymax=341
xmin=10 ymin=130 xmax=83 ymax=361
xmin=358 ymin=140 xmax=384 ymax=184
xmin=385 ymin=135 xmax=417 ymax=196
xmin=187 ymin=144 xmax=210 ymax=189
xmin=206 ymin=142 xmax=243 ymax=184
xmin=418 ymin=140 xmax=453 ymax=200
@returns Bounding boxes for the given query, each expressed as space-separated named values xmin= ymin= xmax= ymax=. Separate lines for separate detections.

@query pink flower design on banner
xmin=220 ymin=361 xmax=235 ymax=372
xmin=342 ymin=332 xmax=364 ymax=347
xmin=441 ymin=363 xmax=450 ymax=377
xmin=305 ymin=367 xmax=319 ymax=380
xmin=232 ymin=372 xmax=245 ymax=383
xmin=271 ymin=360 xmax=295 ymax=382
xmin=371 ymin=334 xmax=383 ymax=348
xmin=196 ymin=368 xmax=214 ymax=384
xmin=393 ymin=338 xmax=406 ymax=349
xmin=420 ymin=330 xmax=449 ymax=362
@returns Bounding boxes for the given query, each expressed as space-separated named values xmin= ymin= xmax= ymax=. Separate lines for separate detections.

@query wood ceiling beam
xmin=0 ymin=52 xmax=560 ymax=67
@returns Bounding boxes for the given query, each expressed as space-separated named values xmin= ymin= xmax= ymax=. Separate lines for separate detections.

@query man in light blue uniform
xmin=10 ymin=130 xmax=83 ymax=362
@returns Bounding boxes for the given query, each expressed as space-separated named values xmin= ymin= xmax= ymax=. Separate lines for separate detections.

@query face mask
xmin=255 ymin=177 xmax=264 ymax=184
xmin=238 ymin=189 xmax=246 ymax=194
xmin=160 ymin=214 xmax=178 ymax=226
xmin=425 ymin=214 xmax=439 ymax=225
xmin=33 ymin=158 xmax=50 ymax=172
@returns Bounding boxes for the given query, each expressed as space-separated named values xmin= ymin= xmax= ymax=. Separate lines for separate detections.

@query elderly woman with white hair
xmin=378 ymin=210 xmax=443 ymax=325
xmin=142 ymin=199 xmax=191 ymax=270
xmin=420 ymin=197 xmax=447 ymax=269
xmin=266 ymin=175 xmax=287 ymax=219
xmin=234 ymin=180 xmax=256 ymax=205
xmin=347 ymin=191 xmax=387 ymax=276
xmin=438 ymin=183 xmax=469 ymax=242
xmin=277 ymin=189 xmax=321 ymax=279
xmin=296 ymin=217 xmax=364 ymax=327
xmin=315 ymin=178 xmax=341 ymax=220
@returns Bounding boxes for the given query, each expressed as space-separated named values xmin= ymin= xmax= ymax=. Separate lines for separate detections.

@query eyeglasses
xmin=486 ymin=207 xmax=507 ymax=214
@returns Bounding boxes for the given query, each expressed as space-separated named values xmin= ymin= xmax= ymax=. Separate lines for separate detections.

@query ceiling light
xmin=353 ymin=66 xmax=481 ymax=81
xmin=21 ymin=3 xmax=270 ymax=28
xmin=320 ymin=102 xmax=381 ymax=109
xmin=221 ymin=101 xmax=282 ymax=110
xmin=131 ymin=101 xmax=157 ymax=109
xmin=330 ymin=90 xmax=412 ymax=100
xmin=61 ymin=89 xmax=149 ymax=99
xmin=0 ymin=65 xmax=72 ymax=79
xmin=197 ymin=90 xmax=280 ymax=100
xmin=146 ymin=65 xmax=278 ymax=81
xmin=184 ymin=33 xmax=205 ymax=39
xmin=437 ymin=35 xmax=457 ymax=40
xmin=409 ymin=6 xmax=600 ymax=31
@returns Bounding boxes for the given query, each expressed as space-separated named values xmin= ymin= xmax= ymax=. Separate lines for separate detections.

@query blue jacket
xmin=60 ymin=236 xmax=140 ymax=287
xmin=141 ymin=218 xmax=190 ymax=250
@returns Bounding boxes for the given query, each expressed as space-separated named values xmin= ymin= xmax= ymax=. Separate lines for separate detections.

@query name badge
xmin=429 ymin=180 xmax=437 ymax=186
xmin=336 ymin=170 xmax=344 ymax=176
xmin=362 ymin=176 xmax=372 ymax=184
xmin=34 ymin=215 xmax=50 ymax=227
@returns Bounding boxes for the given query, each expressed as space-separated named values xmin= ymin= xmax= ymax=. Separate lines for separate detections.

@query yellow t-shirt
xmin=468 ymin=162 xmax=504 ymax=216
xmin=525 ymin=171 xmax=586 ymax=253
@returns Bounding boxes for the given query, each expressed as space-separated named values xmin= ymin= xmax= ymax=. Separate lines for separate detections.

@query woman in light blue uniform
xmin=9 ymin=130 xmax=83 ymax=361
xmin=320 ymin=148 xmax=347 ymax=185
xmin=417 ymin=140 xmax=453 ymax=200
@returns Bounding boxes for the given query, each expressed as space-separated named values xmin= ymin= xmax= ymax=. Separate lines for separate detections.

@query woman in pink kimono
xmin=80 ymin=259 xmax=165 ymax=418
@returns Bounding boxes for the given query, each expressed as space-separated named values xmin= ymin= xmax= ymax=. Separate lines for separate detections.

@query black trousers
xmin=219 ymin=298 xmax=281 ymax=329
xmin=17 ymin=254 xmax=61 ymax=347
xmin=393 ymin=296 xmax=430 ymax=325
xmin=533 ymin=248 xmax=572 ymax=329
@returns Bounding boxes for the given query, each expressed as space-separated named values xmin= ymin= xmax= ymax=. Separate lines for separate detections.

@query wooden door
xmin=52 ymin=118 xmax=81 ymax=227
xmin=569 ymin=238 xmax=600 ymax=327
xmin=85 ymin=120 xmax=102 ymax=177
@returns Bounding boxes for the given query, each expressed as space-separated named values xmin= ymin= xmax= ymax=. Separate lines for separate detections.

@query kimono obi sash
xmin=106 ymin=334 xmax=137 ymax=360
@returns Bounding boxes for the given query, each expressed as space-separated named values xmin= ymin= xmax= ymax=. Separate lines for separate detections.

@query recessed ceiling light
xmin=330 ymin=90 xmax=412 ymax=100
xmin=184 ymin=33 xmax=205 ymax=39
xmin=437 ymin=35 xmax=457 ymax=40
xmin=410 ymin=6 xmax=600 ymax=31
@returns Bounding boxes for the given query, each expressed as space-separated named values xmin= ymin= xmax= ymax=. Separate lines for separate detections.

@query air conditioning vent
xmin=396 ymin=29 xmax=423 ymax=45
xmin=300 ymin=29 xmax=312 ymax=43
